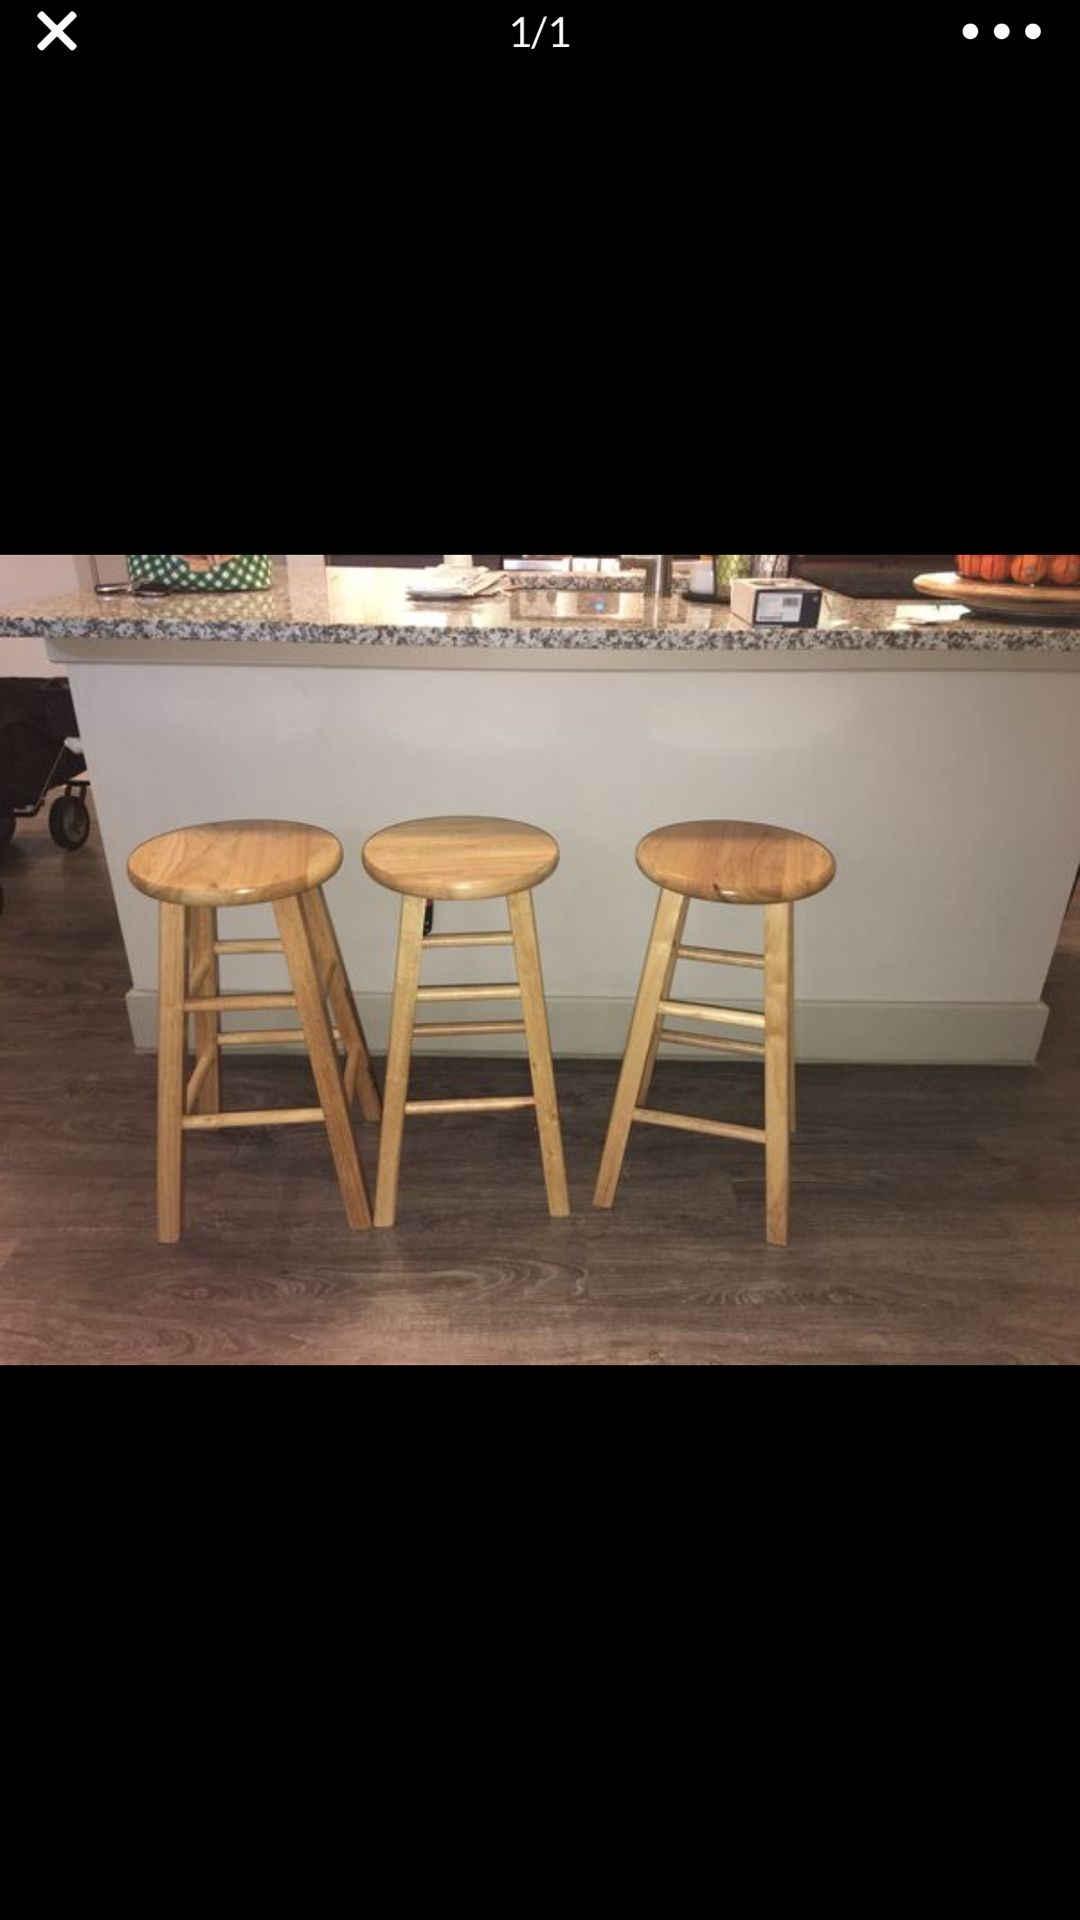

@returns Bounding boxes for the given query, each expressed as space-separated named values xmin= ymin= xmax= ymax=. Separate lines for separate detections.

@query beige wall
xmin=0 ymin=553 xmax=83 ymax=606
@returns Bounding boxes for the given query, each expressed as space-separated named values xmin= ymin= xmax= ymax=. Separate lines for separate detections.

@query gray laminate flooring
xmin=1 ymin=810 xmax=1077 ymax=1364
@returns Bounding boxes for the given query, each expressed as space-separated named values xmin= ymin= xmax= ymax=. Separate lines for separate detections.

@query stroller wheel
xmin=0 ymin=814 xmax=15 ymax=849
xmin=49 ymin=795 xmax=92 ymax=851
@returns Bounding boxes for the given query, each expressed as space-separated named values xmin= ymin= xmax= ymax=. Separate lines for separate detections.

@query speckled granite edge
xmin=10 ymin=611 xmax=1080 ymax=651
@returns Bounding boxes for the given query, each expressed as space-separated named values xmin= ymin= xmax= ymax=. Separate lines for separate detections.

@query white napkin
xmin=406 ymin=567 xmax=505 ymax=599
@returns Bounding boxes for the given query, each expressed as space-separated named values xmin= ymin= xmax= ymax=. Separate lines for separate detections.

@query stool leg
xmin=302 ymin=886 xmax=382 ymax=1124
xmin=764 ymin=903 xmax=794 ymax=1248
xmin=509 ymin=889 xmax=570 ymax=1219
xmin=275 ymin=894 xmax=372 ymax=1231
xmin=374 ymin=893 xmax=426 ymax=1229
xmin=638 ymin=895 xmax=689 ymax=1107
xmin=157 ymin=902 xmax=187 ymax=1244
xmin=789 ymin=914 xmax=797 ymax=1137
xmin=594 ymin=887 xmax=686 ymax=1210
xmin=187 ymin=906 xmax=221 ymax=1116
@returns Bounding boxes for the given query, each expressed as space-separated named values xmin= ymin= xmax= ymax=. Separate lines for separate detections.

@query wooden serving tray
xmin=914 ymin=572 xmax=1080 ymax=621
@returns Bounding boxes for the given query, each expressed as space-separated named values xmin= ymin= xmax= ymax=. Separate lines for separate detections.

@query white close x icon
xmin=38 ymin=10 xmax=77 ymax=49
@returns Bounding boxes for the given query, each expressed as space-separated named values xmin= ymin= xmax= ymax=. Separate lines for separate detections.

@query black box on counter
xmin=729 ymin=577 xmax=823 ymax=627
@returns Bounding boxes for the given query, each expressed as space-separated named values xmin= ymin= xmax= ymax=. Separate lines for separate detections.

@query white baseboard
xmin=125 ymin=989 xmax=1050 ymax=1067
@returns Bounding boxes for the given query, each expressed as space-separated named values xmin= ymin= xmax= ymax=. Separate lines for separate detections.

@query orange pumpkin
xmin=957 ymin=555 xmax=1015 ymax=580
xmin=956 ymin=554 xmax=1079 ymax=590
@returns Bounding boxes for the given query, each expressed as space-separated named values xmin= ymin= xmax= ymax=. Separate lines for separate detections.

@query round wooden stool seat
xmin=363 ymin=815 xmax=559 ymax=902
xmin=637 ymin=820 xmax=836 ymax=906
xmin=128 ymin=820 xmax=343 ymax=907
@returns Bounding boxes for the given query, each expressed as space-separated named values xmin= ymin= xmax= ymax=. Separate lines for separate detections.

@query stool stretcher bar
xmin=415 ymin=983 xmax=522 ymax=1004
xmin=404 ymin=1096 xmax=538 ymax=1116
xmin=658 ymin=998 xmax=766 ymax=1031
xmin=633 ymin=1107 xmax=766 ymax=1146
xmin=216 ymin=1026 xmax=345 ymax=1047
xmin=214 ymin=939 xmax=284 ymax=955
xmin=422 ymin=932 xmax=514 ymax=949
xmin=183 ymin=992 xmax=296 ymax=1014
xmin=413 ymin=1020 xmax=527 ymax=1039
xmin=183 ymin=1107 xmax=329 ymax=1130
xmin=677 ymin=946 xmax=765 ymax=970
xmin=659 ymin=1027 xmax=765 ymax=1058
xmin=185 ymin=1051 xmax=216 ymax=1113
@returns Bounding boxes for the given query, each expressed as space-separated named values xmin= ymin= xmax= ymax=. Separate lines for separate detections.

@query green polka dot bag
xmin=126 ymin=554 xmax=272 ymax=593
xmin=713 ymin=554 xmax=753 ymax=596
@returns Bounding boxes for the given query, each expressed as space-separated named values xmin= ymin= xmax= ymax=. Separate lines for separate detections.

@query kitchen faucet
xmin=621 ymin=555 xmax=674 ymax=595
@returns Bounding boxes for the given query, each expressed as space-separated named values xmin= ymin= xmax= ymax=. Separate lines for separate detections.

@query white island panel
xmin=64 ymin=656 xmax=1079 ymax=1064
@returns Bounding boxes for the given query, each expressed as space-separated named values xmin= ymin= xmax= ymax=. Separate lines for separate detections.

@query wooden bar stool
xmin=594 ymin=821 xmax=837 ymax=1247
xmin=362 ymin=815 xmax=570 ymax=1228
xmin=128 ymin=820 xmax=382 ymax=1243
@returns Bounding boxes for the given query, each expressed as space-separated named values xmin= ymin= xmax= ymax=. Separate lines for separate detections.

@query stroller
xmin=0 ymin=678 xmax=92 ymax=853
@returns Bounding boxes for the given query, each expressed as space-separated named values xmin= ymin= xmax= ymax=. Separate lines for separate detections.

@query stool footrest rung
xmin=413 ymin=1021 xmax=527 ymax=1039
xmin=422 ymin=933 xmax=513 ymax=949
xmin=678 ymin=945 xmax=764 ymax=970
xmin=217 ymin=1027 xmax=346 ymax=1047
xmin=415 ymin=984 xmax=522 ymax=1004
xmin=405 ymin=1096 xmax=537 ymax=1116
xmin=183 ymin=1107 xmax=328 ymax=1131
xmin=214 ymin=939 xmax=284 ymax=956
xmin=634 ymin=1107 xmax=766 ymax=1146
xmin=660 ymin=1027 xmax=765 ymax=1058
xmin=183 ymin=992 xmax=296 ymax=1014
xmin=658 ymin=997 xmax=766 ymax=1031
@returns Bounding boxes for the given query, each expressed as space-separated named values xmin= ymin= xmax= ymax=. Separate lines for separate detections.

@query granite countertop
xmin=6 ymin=566 xmax=1080 ymax=652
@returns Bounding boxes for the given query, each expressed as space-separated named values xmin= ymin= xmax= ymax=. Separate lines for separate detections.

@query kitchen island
xmin=7 ymin=566 xmax=1080 ymax=1065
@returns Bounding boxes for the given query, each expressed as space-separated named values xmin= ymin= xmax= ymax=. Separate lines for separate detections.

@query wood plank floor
xmin=1 ymin=808 xmax=1077 ymax=1365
